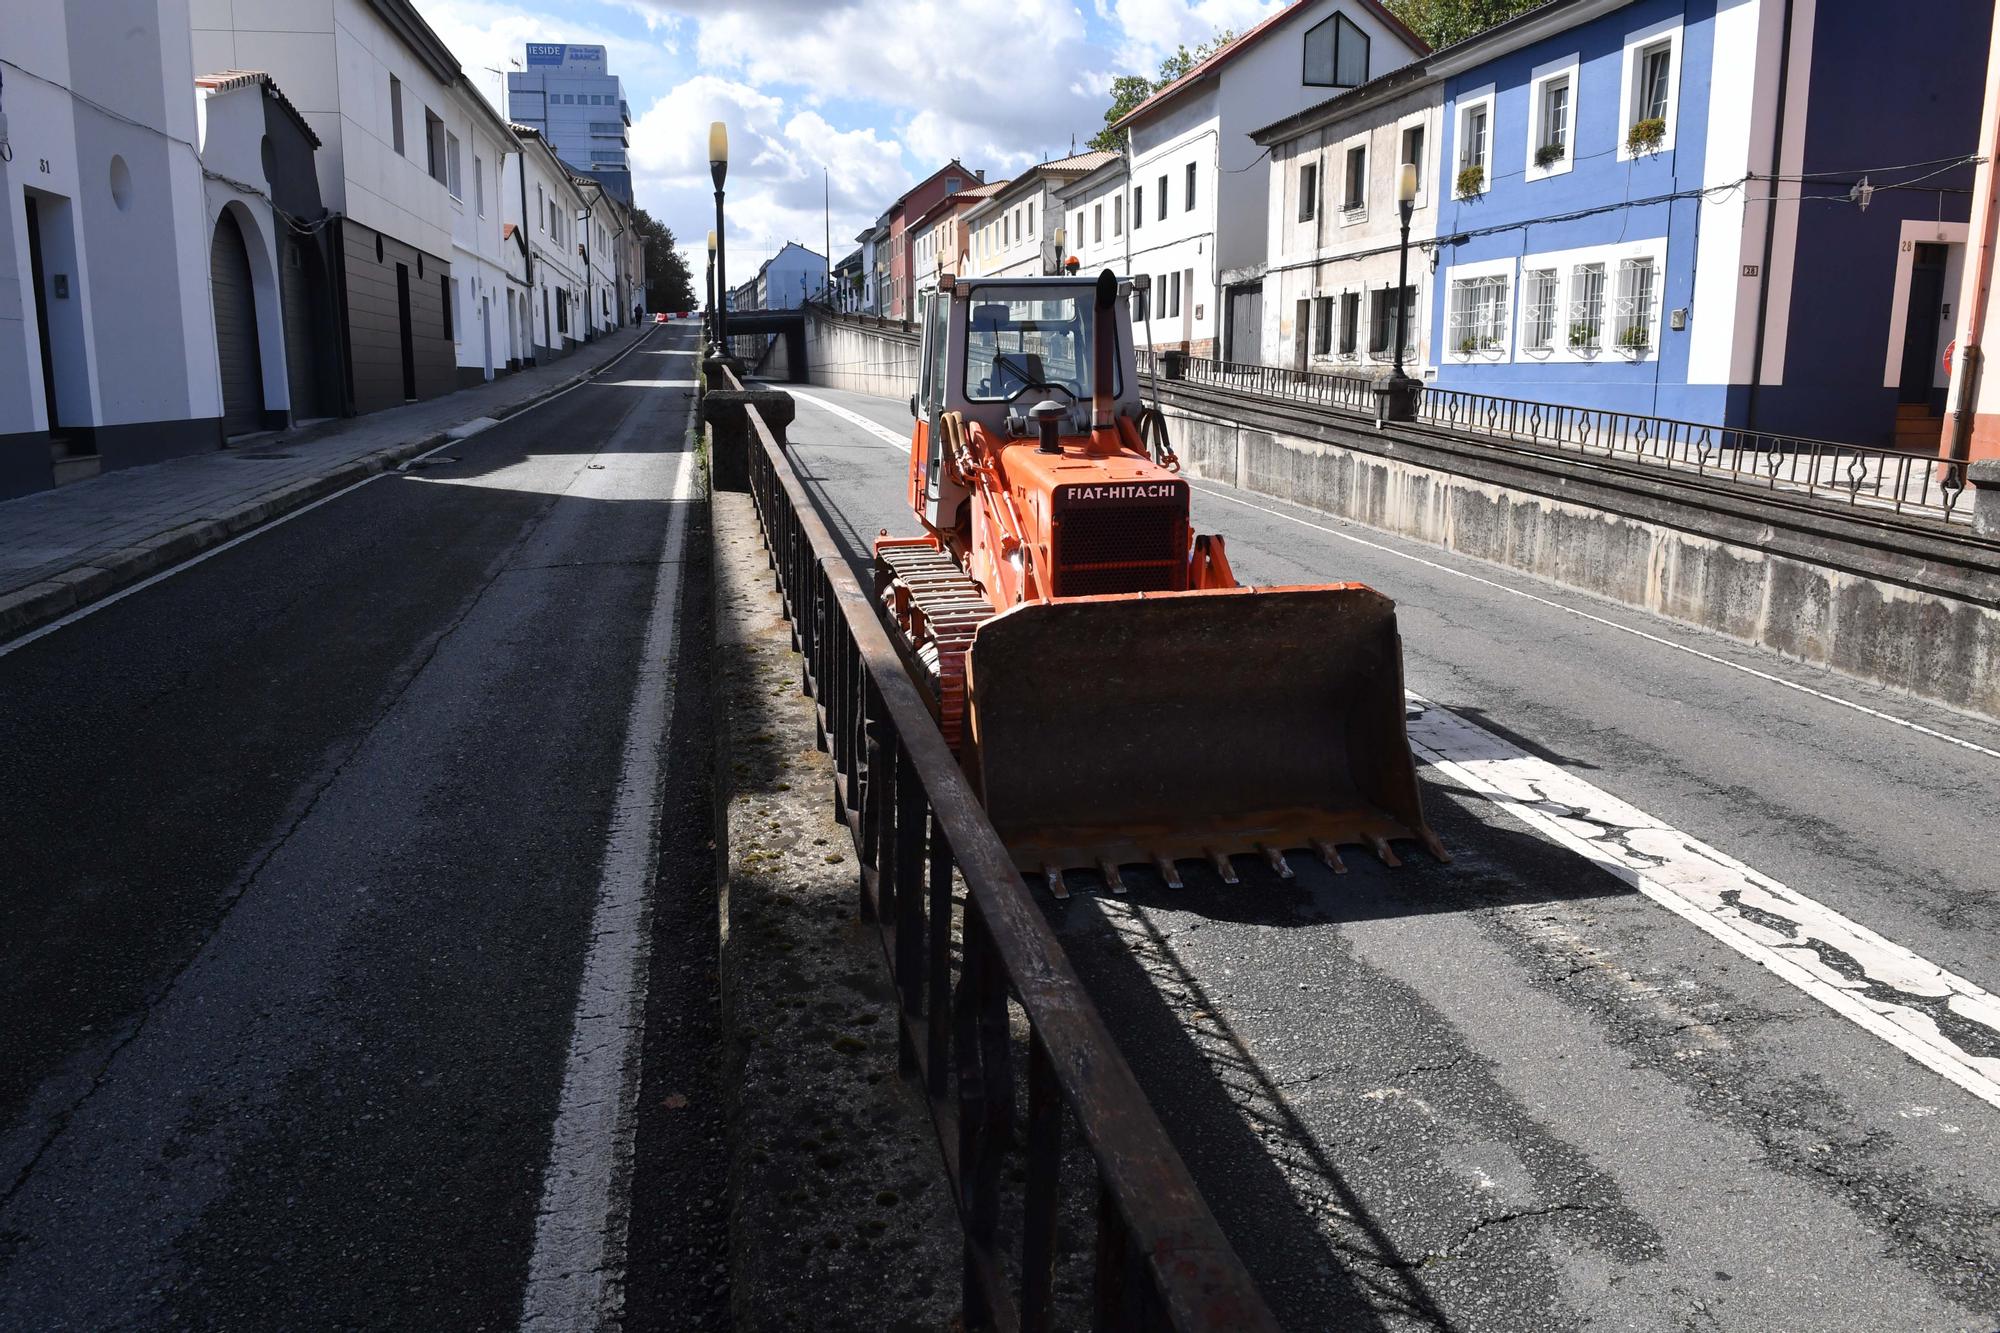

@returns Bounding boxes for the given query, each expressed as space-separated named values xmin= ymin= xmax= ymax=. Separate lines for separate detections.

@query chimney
xmin=975 ymin=168 xmax=985 ymax=182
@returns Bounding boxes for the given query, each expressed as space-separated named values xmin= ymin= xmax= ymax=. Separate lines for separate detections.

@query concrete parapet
xmin=1157 ymin=388 xmax=2000 ymax=721
xmin=703 ymin=390 xmax=794 ymax=493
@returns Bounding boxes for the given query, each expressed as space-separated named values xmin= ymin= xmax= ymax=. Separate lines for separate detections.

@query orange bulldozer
xmin=874 ymin=269 xmax=1444 ymax=896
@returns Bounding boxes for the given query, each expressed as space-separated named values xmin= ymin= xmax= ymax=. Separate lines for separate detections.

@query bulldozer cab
xmin=910 ymin=275 xmax=1142 ymax=531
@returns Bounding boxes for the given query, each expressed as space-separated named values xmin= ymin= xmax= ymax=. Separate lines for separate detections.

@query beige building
xmin=1252 ymin=63 xmax=1442 ymax=375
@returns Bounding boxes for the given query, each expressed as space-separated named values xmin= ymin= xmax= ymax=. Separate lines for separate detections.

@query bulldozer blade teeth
xmin=1259 ymin=844 xmax=1295 ymax=880
xmin=1313 ymin=840 xmax=1349 ymax=875
xmin=1153 ymin=855 xmax=1184 ymax=890
xmin=1098 ymin=859 xmax=1128 ymax=895
xmin=1423 ymin=830 xmax=1453 ymax=864
xmin=1368 ymin=836 xmax=1403 ymax=868
xmin=1043 ymin=864 xmax=1070 ymax=900
xmin=1207 ymin=848 xmax=1240 ymax=886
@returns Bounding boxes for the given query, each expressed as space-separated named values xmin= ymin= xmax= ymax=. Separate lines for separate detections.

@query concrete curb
xmin=0 ymin=328 xmax=657 ymax=646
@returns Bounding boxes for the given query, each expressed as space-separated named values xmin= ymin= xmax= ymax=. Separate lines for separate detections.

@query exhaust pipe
xmin=1092 ymin=268 xmax=1117 ymax=432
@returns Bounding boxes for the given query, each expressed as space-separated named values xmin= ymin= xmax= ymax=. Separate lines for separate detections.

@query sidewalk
xmin=0 ymin=325 xmax=659 ymax=641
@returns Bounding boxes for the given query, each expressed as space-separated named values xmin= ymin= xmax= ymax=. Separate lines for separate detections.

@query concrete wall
xmin=802 ymin=312 xmax=919 ymax=400
xmin=1159 ymin=390 xmax=2000 ymax=720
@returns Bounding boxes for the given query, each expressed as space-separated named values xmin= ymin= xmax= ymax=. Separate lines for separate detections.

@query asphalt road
xmin=0 ymin=324 xmax=724 ymax=1330
xmin=776 ymin=380 xmax=2000 ymax=1332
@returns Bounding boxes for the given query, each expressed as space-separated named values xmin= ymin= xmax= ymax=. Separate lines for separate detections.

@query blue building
xmin=1424 ymin=0 xmax=1989 ymax=447
xmin=737 ymin=242 xmax=830 ymax=312
xmin=506 ymin=44 xmax=632 ymax=206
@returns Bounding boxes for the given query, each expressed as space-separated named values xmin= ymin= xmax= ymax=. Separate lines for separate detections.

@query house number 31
xmin=39 ymin=158 xmax=52 ymax=173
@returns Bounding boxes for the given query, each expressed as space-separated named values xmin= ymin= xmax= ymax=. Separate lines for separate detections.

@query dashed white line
xmin=1410 ymin=694 xmax=2000 ymax=1111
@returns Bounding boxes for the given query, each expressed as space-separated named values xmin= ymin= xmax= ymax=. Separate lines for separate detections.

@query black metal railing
xmin=1138 ymin=349 xmax=1972 ymax=526
xmin=738 ymin=398 xmax=1278 ymax=1332
xmin=1139 ymin=349 xmax=1379 ymax=414
xmin=1415 ymin=387 xmax=1971 ymax=524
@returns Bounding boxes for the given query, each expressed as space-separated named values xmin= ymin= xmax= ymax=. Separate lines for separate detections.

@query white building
xmin=964 ymin=151 xmax=1117 ymax=279
xmin=438 ymin=80 xmax=520 ymax=387
xmin=1055 ymin=155 xmax=1132 ymax=279
xmin=511 ymin=126 xmax=587 ymax=360
xmin=1109 ymin=0 xmax=1426 ymax=359
xmin=193 ymin=0 xmax=507 ymax=412
xmin=1252 ymin=63 xmax=1442 ymax=372
xmin=1 ymin=0 xmax=227 ymax=497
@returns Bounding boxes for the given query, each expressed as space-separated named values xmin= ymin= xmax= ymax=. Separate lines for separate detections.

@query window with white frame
xmin=1400 ymin=122 xmax=1426 ymax=202
xmin=1449 ymin=275 xmax=1508 ymax=354
xmin=474 ymin=155 xmax=485 ymax=215
xmin=1343 ymin=144 xmax=1366 ymax=213
xmin=1456 ymin=98 xmax=1490 ymax=195
xmin=1113 ymin=197 xmax=1123 ymax=235
xmin=1620 ymin=23 xmax=1682 ymax=156
xmin=1568 ymin=263 xmax=1606 ymax=352
xmin=1532 ymin=73 xmax=1571 ymax=171
xmin=1522 ymin=268 xmax=1558 ymax=351
xmin=1299 ymin=161 xmax=1318 ymax=222
xmin=1613 ymin=257 xmax=1657 ymax=353
xmin=446 ymin=131 xmax=462 ymax=199
xmin=1094 ymin=202 xmax=1103 ymax=243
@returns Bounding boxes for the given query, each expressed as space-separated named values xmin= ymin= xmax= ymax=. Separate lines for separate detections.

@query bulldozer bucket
xmin=963 ymin=584 xmax=1443 ymax=881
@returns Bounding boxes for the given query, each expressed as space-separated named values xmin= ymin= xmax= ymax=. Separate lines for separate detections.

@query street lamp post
xmin=709 ymin=121 xmax=729 ymax=355
xmin=706 ymin=229 xmax=717 ymax=347
xmin=1377 ymin=161 xmax=1422 ymax=426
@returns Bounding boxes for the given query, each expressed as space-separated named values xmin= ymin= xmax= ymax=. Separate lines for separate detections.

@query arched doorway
xmin=210 ymin=211 xmax=265 ymax=436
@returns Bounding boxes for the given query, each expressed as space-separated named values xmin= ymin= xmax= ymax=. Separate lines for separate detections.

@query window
xmin=446 ymin=131 xmax=462 ymax=199
xmin=960 ymin=286 xmax=1120 ymax=402
xmin=1027 ymin=202 xmax=1035 ymax=236
xmin=1339 ymin=291 xmax=1360 ymax=355
xmin=1133 ymin=185 xmax=1143 ymax=228
xmin=1523 ymin=268 xmax=1558 ymax=351
xmin=475 ymin=155 xmax=485 ymax=215
xmin=1401 ymin=123 xmax=1425 ymax=175
xmin=1541 ymin=77 xmax=1570 ymax=157
xmin=1303 ymin=12 xmax=1370 ymax=88
xmin=425 ymin=109 xmax=445 ymax=184
xmin=1185 ymin=162 xmax=1196 ymax=211
xmin=1639 ymin=43 xmax=1672 ymax=121
xmin=1157 ymin=176 xmax=1167 ymax=220
xmin=1343 ymin=144 xmax=1366 ymax=212
xmin=389 ymin=76 xmax=404 ymax=156
xmin=1448 ymin=274 xmax=1508 ymax=354
xmin=1299 ymin=162 xmax=1318 ymax=222
xmin=1569 ymin=263 xmax=1606 ymax=351
xmin=1613 ymin=258 xmax=1656 ymax=353
xmin=1456 ymin=96 xmax=1491 ymax=195
xmin=1113 ymin=197 xmax=1123 ymax=235
xmin=443 ymin=274 xmax=455 ymax=340
xmin=1368 ymin=286 xmax=1415 ymax=356
xmin=1093 ymin=203 xmax=1103 ymax=243
xmin=1169 ymin=271 xmax=1181 ymax=318
xmin=1313 ymin=296 xmax=1334 ymax=355
xmin=945 ymin=177 xmax=961 ymax=194
xmin=537 ymin=184 xmax=545 ymax=230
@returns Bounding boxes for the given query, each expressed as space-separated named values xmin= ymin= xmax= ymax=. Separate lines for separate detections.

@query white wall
xmin=198 ymin=82 xmax=292 ymax=415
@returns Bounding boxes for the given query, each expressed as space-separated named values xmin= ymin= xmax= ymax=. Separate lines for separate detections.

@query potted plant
xmin=1455 ymin=164 xmax=1486 ymax=198
xmin=1534 ymin=142 xmax=1566 ymax=168
xmin=1458 ymin=335 xmax=1480 ymax=355
xmin=1568 ymin=322 xmax=1598 ymax=350
xmin=1627 ymin=117 xmax=1666 ymax=155
xmin=1617 ymin=324 xmax=1651 ymax=354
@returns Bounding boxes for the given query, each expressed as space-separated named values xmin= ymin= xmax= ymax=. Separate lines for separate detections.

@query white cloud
xmin=1100 ymin=0 xmax=1283 ymax=73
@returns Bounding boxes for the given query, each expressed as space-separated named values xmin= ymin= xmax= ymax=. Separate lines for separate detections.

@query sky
xmin=417 ymin=0 xmax=1291 ymax=287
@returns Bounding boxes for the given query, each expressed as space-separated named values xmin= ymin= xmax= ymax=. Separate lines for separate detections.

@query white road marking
xmin=519 ymin=423 xmax=697 ymax=1330
xmin=0 ymin=326 xmax=667 ymax=659
xmin=603 ymin=378 xmax=698 ymax=388
xmin=1188 ymin=481 xmax=2000 ymax=763
xmin=1408 ymin=694 xmax=2000 ymax=1112
xmin=789 ymin=388 xmax=911 ymax=449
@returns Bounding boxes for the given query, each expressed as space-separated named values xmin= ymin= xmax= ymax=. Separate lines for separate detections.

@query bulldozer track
xmin=875 ymin=542 xmax=994 ymax=752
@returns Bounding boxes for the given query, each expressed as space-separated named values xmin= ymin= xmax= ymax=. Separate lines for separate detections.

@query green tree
xmin=630 ymin=206 xmax=697 ymax=312
xmin=1384 ymin=0 xmax=1542 ymax=49
xmin=1087 ymin=29 xmax=1238 ymax=153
